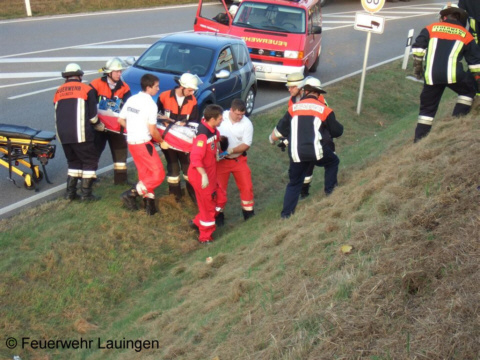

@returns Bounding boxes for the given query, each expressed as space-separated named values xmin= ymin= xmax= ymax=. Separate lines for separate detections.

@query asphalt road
xmin=0 ymin=0 xmax=444 ymax=218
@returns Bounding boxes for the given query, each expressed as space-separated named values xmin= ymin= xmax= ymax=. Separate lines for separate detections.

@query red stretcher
xmin=157 ymin=122 xmax=198 ymax=153
xmin=0 ymin=123 xmax=56 ymax=191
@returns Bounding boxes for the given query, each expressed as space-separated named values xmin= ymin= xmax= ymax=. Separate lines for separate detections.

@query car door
xmin=210 ymin=46 xmax=242 ymax=109
xmin=305 ymin=3 xmax=322 ymax=69
xmin=194 ymin=0 xmax=232 ymax=34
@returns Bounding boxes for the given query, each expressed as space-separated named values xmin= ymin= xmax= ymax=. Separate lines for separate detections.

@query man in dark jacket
xmin=459 ymin=0 xmax=480 ymax=44
xmin=269 ymin=77 xmax=343 ymax=219
xmin=412 ymin=3 xmax=480 ymax=142
xmin=54 ymin=63 xmax=103 ymax=201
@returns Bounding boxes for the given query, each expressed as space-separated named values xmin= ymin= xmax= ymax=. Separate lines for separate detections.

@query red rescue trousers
xmin=216 ymin=155 xmax=254 ymax=211
xmin=128 ymin=142 xmax=165 ymax=195
xmin=190 ymin=180 xmax=227 ymax=242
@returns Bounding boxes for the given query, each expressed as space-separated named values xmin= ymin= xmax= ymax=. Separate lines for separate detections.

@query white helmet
xmin=301 ymin=76 xmax=326 ymax=94
xmin=103 ymin=57 xmax=127 ymax=73
xmin=62 ymin=63 xmax=84 ymax=78
xmin=229 ymin=5 xmax=239 ymax=17
xmin=285 ymin=72 xmax=305 ymax=87
xmin=178 ymin=73 xmax=202 ymax=90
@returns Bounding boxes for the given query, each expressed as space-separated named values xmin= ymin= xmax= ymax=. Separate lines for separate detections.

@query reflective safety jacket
xmin=54 ymin=79 xmax=98 ymax=144
xmin=90 ymin=75 xmax=131 ymax=104
xmin=459 ymin=0 xmax=480 ymax=44
xmin=412 ymin=19 xmax=480 ymax=85
xmin=157 ymin=88 xmax=199 ymax=123
xmin=274 ymin=94 xmax=343 ymax=163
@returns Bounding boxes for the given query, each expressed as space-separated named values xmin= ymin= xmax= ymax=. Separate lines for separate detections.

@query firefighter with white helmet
xmin=54 ymin=63 xmax=103 ymax=201
xmin=157 ymin=73 xmax=201 ymax=203
xmin=90 ymin=57 xmax=132 ymax=185
xmin=411 ymin=3 xmax=480 ymax=142
xmin=269 ymin=76 xmax=343 ymax=219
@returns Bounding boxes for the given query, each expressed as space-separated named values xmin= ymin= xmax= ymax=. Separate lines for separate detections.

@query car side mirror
xmin=310 ymin=26 xmax=322 ymax=35
xmin=215 ymin=69 xmax=230 ymax=79
xmin=124 ymin=56 xmax=136 ymax=66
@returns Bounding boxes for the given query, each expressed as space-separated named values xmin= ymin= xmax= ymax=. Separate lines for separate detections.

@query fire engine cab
xmin=194 ymin=0 xmax=322 ymax=83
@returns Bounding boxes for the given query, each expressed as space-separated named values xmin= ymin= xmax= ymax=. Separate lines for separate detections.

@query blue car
xmin=122 ymin=32 xmax=257 ymax=116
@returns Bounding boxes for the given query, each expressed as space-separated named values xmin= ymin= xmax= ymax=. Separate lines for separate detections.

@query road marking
xmin=0 ymin=57 xmax=132 ymax=63
xmin=76 ymin=44 xmax=151 ymax=49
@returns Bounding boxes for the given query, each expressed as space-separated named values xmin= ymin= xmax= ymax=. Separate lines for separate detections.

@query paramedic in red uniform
xmin=90 ymin=58 xmax=131 ymax=185
xmin=54 ymin=63 xmax=103 ymax=202
xmin=412 ymin=3 xmax=480 ymax=142
xmin=188 ymin=104 xmax=227 ymax=243
xmin=284 ymin=73 xmax=328 ymax=199
xmin=269 ymin=77 xmax=343 ymax=219
xmin=216 ymin=99 xmax=255 ymax=225
xmin=118 ymin=74 xmax=165 ymax=216
xmin=157 ymin=73 xmax=200 ymax=203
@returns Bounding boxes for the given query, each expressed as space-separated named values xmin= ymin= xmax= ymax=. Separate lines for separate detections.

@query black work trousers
xmin=281 ymin=146 xmax=339 ymax=218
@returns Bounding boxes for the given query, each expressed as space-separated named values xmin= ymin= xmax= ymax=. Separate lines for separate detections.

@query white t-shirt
xmin=119 ymin=91 xmax=158 ymax=144
xmin=217 ymin=110 xmax=253 ymax=158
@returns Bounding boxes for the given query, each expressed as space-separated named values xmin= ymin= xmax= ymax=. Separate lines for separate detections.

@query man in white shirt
xmin=216 ymin=99 xmax=255 ymax=224
xmin=118 ymin=74 xmax=165 ymax=215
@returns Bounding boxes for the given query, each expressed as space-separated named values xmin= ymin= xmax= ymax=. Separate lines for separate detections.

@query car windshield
xmin=232 ymin=3 xmax=305 ymax=34
xmin=134 ymin=42 xmax=214 ymax=77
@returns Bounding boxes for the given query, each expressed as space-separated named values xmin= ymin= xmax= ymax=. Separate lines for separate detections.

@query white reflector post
xmin=25 ymin=0 xmax=32 ymax=16
xmin=402 ymin=29 xmax=414 ymax=70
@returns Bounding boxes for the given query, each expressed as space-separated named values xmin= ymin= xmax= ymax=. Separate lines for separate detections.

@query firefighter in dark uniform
xmin=459 ymin=0 xmax=480 ymax=44
xmin=90 ymin=57 xmax=131 ymax=185
xmin=54 ymin=63 xmax=103 ymax=201
xmin=157 ymin=73 xmax=200 ymax=203
xmin=412 ymin=3 xmax=480 ymax=142
xmin=284 ymin=73 xmax=329 ymax=199
xmin=269 ymin=77 xmax=343 ymax=219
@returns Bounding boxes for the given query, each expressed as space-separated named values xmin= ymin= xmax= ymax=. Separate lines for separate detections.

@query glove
xmin=93 ymin=121 xmax=105 ymax=132
xmin=226 ymin=147 xmax=234 ymax=155
xmin=218 ymin=150 xmax=229 ymax=159
xmin=269 ymin=133 xmax=275 ymax=145
xmin=201 ymin=173 xmax=209 ymax=189
xmin=413 ymin=57 xmax=423 ymax=80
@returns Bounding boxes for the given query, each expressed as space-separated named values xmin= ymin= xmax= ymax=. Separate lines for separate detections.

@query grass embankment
xmin=1 ymin=61 xmax=479 ymax=359
xmin=1 ymin=0 xmax=204 ymax=20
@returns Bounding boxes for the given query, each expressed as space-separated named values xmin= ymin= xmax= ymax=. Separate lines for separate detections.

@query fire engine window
xmin=233 ymin=3 xmax=305 ymax=34
xmin=231 ymin=44 xmax=249 ymax=68
xmin=216 ymin=47 xmax=235 ymax=73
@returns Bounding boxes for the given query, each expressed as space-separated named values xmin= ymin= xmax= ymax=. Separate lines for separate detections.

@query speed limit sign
xmin=361 ymin=0 xmax=385 ymax=13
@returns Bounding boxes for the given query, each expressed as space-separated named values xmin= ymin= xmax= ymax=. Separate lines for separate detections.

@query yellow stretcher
xmin=0 ymin=123 xmax=56 ymax=191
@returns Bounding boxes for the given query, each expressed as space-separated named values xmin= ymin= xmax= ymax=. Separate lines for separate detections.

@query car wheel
xmin=244 ymin=87 xmax=256 ymax=116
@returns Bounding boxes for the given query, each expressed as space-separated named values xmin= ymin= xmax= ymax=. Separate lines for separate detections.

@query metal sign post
xmin=356 ymin=0 xmax=386 ymax=115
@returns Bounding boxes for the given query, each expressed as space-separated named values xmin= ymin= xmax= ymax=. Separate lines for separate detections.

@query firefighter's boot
xmin=65 ymin=176 xmax=79 ymax=201
xmin=186 ymin=181 xmax=197 ymax=204
xmin=114 ymin=169 xmax=128 ymax=185
xmin=242 ymin=209 xmax=255 ymax=221
xmin=121 ymin=187 xmax=139 ymax=211
xmin=300 ymin=183 xmax=311 ymax=199
xmin=169 ymin=184 xmax=182 ymax=202
xmin=414 ymin=124 xmax=432 ymax=143
xmin=144 ymin=197 xmax=157 ymax=216
xmin=80 ymin=178 xmax=101 ymax=202
xmin=215 ymin=212 xmax=225 ymax=227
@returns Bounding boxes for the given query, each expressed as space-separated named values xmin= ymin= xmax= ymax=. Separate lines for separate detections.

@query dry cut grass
xmin=104 ymin=111 xmax=479 ymax=360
